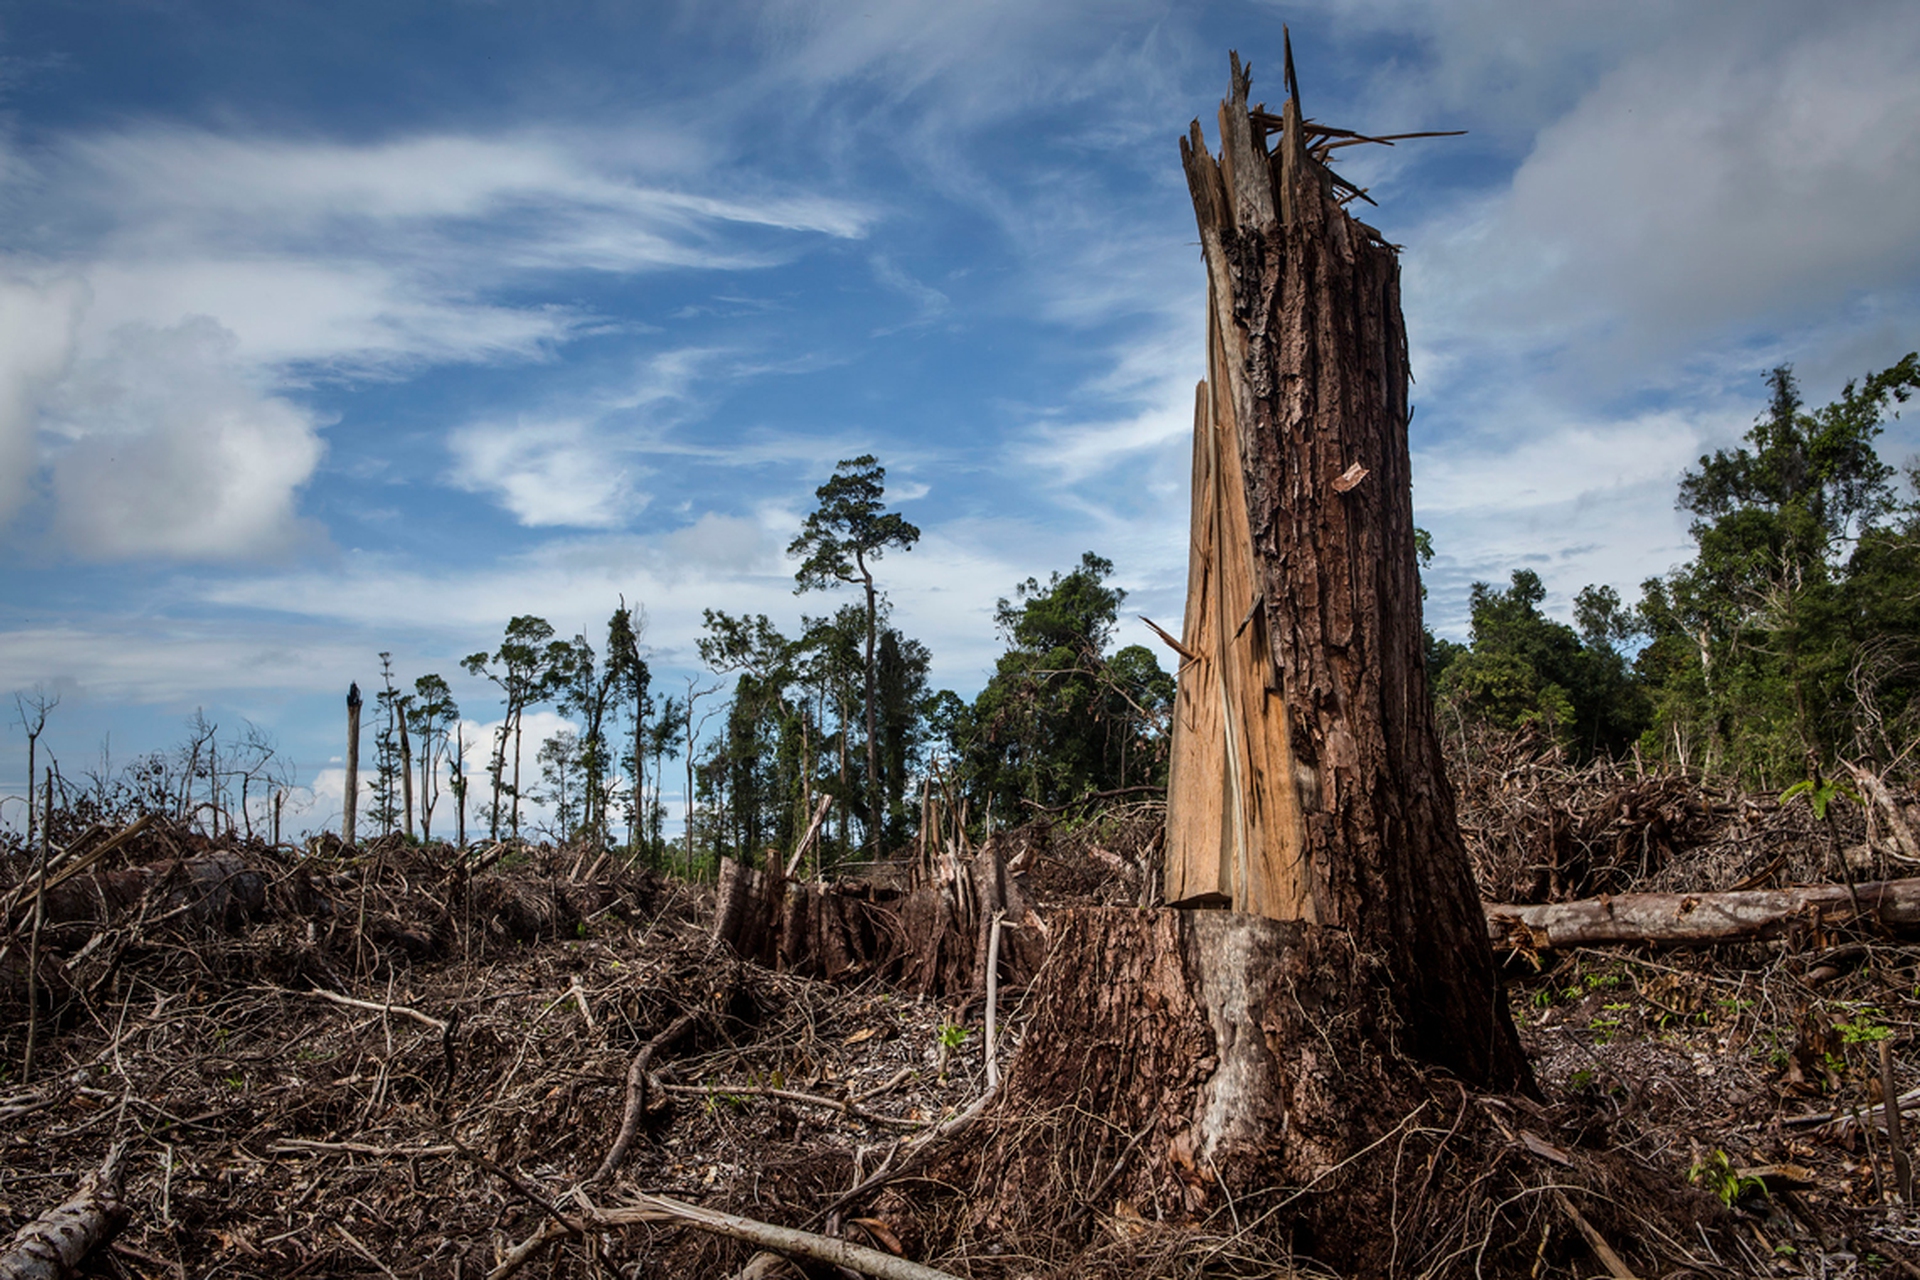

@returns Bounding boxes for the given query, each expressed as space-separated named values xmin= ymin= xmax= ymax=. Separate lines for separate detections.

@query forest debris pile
xmin=5 ymin=750 xmax=1920 ymax=1277
xmin=1 ymin=823 xmax=1017 ymax=1279
xmin=1448 ymin=724 xmax=1918 ymax=904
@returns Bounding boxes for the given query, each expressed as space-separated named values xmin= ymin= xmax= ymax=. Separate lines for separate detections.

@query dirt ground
xmin=4 ymin=741 xmax=1920 ymax=1279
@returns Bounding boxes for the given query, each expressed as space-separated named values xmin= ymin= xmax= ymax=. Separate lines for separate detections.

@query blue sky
xmin=3 ymin=0 xmax=1917 ymax=837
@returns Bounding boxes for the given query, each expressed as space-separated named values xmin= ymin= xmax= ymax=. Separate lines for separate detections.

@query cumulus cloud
xmin=42 ymin=317 xmax=325 ymax=560
xmin=448 ymin=418 xmax=643 ymax=529
xmin=0 ymin=277 xmax=84 ymax=525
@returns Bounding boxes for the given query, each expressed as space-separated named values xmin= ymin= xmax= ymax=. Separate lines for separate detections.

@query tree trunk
xmin=399 ymin=713 xmax=415 ymax=839
xmin=343 ymin=683 xmax=362 ymax=846
xmin=1161 ymin=52 xmax=1526 ymax=1091
xmin=917 ymin=52 xmax=1542 ymax=1276
xmin=861 ymin=563 xmax=881 ymax=858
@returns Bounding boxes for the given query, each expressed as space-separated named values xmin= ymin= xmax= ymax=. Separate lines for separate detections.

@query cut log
xmin=0 ymin=1144 xmax=128 ymax=1280
xmin=1486 ymin=877 xmax=1920 ymax=951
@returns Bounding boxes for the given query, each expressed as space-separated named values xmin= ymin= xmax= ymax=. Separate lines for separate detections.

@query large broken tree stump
xmin=911 ymin=49 xmax=1577 ymax=1278
xmin=909 ymin=908 xmax=1715 ymax=1277
xmin=1157 ymin=48 xmax=1526 ymax=1093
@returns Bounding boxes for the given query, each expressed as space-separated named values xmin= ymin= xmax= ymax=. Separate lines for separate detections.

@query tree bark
xmin=1163 ymin=52 xmax=1526 ymax=1092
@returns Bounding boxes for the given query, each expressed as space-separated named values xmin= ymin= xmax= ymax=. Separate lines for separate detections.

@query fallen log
xmin=0 ymin=1143 xmax=128 ymax=1280
xmin=1486 ymin=877 xmax=1920 ymax=951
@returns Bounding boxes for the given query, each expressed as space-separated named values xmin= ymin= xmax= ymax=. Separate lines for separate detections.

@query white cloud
xmin=665 ymin=512 xmax=773 ymax=574
xmin=43 ymin=317 xmax=325 ymax=560
xmin=0 ymin=276 xmax=84 ymax=525
xmin=449 ymin=417 xmax=643 ymax=529
xmin=1404 ymin=3 xmax=1920 ymax=372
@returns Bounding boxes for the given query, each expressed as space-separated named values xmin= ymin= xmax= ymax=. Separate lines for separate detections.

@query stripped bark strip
xmin=591 ymin=1010 xmax=698 ymax=1183
xmin=0 ymin=1143 xmax=128 ymax=1280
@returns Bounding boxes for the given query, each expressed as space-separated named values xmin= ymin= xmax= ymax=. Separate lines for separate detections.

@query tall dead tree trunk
xmin=343 ymin=682 xmax=362 ymax=846
xmin=1162 ymin=48 xmax=1526 ymax=1091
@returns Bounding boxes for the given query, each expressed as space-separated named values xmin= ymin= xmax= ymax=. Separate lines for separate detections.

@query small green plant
xmin=1836 ymin=1011 xmax=1890 ymax=1045
xmin=937 ymin=1024 xmax=971 ymax=1051
xmin=1689 ymin=1149 xmax=1764 ymax=1208
xmin=1781 ymin=777 xmax=1859 ymax=821
xmin=1531 ymin=988 xmax=1555 ymax=1009
xmin=1569 ymin=1068 xmax=1596 ymax=1089
xmin=224 ymin=1074 xmax=245 ymax=1091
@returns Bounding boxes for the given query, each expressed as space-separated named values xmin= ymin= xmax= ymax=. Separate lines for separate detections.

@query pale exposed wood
xmin=1486 ymin=877 xmax=1920 ymax=950
xmin=0 ymin=1144 xmax=127 ymax=1280
xmin=297 ymin=986 xmax=448 ymax=1031
xmin=784 ymin=794 xmax=834 ymax=878
xmin=596 ymin=1194 xmax=964 ymax=1280
xmin=1552 ymin=1190 xmax=1642 ymax=1280
xmin=1847 ymin=762 xmax=1920 ymax=863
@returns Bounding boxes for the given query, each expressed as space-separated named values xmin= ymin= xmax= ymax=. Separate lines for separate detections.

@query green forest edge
xmin=9 ymin=355 xmax=1920 ymax=883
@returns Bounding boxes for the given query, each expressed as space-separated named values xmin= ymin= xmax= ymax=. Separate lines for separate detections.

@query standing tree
xmin=950 ymin=553 xmax=1173 ymax=817
xmin=680 ymin=679 xmax=722 ymax=878
xmin=370 ymin=653 xmax=405 ymax=837
xmin=407 ymin=674 xmax=459 ymax=843
xmin=605 ymin=600 xmax=651 ymax=853
xmin=463 ymin=615 xmax=556 ymax=840
xmin=534 ymin=729 xmax=583 ymax=839
xmin=789 ymin=455 xmax=921 ymax=855
xmin=547 ymin=632 xmax=617 ymax=847
xmin=1638 ymin=356 xmax=1920 ymax=781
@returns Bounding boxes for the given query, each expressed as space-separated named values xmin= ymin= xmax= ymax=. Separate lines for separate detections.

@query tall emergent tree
xmin=605 ymin=600 xmax=650 ymax=853
xmin=407 ymin=674 xmax=458 ymax=843
xmin=789 ymin=455 xmax=920 ymax=855
xmin=463 ymin=615 xmax=556 ymax=840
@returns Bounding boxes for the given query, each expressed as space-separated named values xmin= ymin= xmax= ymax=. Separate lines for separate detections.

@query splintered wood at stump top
xmin=1163 ymin=50 xmax=1527 ymax=1091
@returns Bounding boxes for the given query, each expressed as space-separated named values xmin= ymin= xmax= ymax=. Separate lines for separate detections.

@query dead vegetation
xmin=2 ymin=733 xmax=1920 ymax=1278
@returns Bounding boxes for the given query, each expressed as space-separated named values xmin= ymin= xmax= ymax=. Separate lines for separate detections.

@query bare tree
xmin=13 ymin=687 xmax=58 ymax=852
xmin=682 ymin=678 xmax=722 ymax=879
